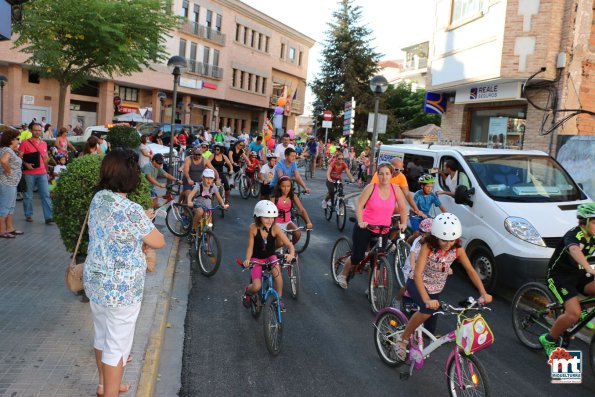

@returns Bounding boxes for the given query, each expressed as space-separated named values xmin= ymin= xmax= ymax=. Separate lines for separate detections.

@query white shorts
xmin=90 ymin=302 xmax=141 ymax=367
xmin=277 ymin=221 xmax=291 ymax=231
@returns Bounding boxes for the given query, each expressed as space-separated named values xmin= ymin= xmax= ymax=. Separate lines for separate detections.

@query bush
xmin=54 ymin=154 xmax=152 ymax=253
xmin=107 ymin=125 xmax=140 ymax=149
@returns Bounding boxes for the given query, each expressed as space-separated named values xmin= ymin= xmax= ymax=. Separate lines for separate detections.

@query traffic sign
xmin=323 ymin=110 xmax=333 ymax=121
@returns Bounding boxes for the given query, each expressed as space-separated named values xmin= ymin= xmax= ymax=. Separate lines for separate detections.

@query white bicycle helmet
xmin=431 ymin=213 xmax=462 ymax=240
xmin=253 ymin=200 xmax=278 ymax=218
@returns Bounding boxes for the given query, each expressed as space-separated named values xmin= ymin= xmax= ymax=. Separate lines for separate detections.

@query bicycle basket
xmin=455 ymin=314 xmax=494 ymax=355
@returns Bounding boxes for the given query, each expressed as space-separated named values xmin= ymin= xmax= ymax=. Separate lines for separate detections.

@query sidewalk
xmin=0 ymin=194 xmax=179 ymax=397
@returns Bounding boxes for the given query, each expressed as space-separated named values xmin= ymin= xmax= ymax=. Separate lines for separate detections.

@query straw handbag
xmin=65 ymin=209 xmax=89 ymax=293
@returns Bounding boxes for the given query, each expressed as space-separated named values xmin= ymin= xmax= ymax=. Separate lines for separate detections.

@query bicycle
xmin=279 ymin=222 xmax=312 ymax=255
xmin=190 ymin=203 xmax=223 ymax=277
xmin=236 ymin=256 xmax=288 ymax=355
xmin=374 ymin=297 xmax=493 ymax=396
xmin=303 ymin=155 xmax=314 ymax=180
xmin=385 ymin=214 xmax=412 ymax=289
xmin=324 ymin=180 xmax=349 ymax=231
xmin=330 ymin=222 xmax=397 ymax=313
xmin=154 ymin=184 xmax=193 ymax=237
xmin=240 ymin=167 xmax=261 ymax=199
xmin=511 ymin=281 xmax=595 ymax=375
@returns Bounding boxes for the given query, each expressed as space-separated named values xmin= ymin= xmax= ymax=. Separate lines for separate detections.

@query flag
xmin=291 ymin=89 xmax=297 ymax=102
xmin=424 ymin=92 xmax=447 ymax=115
xmin=281 ymin=85 xmax=288 ymax=99
xmin=286 ymin=87 xmax=292 ymax=101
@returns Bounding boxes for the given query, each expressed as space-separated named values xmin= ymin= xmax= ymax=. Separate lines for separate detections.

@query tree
xmin=310 ymin=0 xmax=381 ymax=141
xmin=383 ymin=83 xmax=442 ymax=138
xmin=13 ymin=0 xmax=178 ymax=129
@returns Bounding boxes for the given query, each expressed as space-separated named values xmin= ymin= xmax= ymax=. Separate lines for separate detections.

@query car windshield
xmin=465 ymin=154 xmax=582 ymax=202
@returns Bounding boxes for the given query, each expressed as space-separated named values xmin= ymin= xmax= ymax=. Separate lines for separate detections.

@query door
xmin=21 ymin=105 xmax=51 ymax=126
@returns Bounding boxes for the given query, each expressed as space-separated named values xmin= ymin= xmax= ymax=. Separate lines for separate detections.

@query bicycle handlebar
xmin=434 ymin=297 xmax=491 ymax=316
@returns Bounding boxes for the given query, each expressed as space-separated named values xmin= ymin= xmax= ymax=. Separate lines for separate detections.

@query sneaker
xmin=242 ymin=288 xmax=252 ymax=308
xmin=579 ymin=310 xmax=595 ymax=330
xmin=539 ymin=333 xmax=557 ymax=357
xmin=322 ymin=200 xmax=327 ymax=209
xmin=337 ymin=274 xmax=348 ymax=289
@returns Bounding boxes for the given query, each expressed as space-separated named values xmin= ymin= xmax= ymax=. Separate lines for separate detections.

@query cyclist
xmin=186 ymin=168 xmax=228 ymax=229
xmin=396 ymin=213 xmax=492 ymax=361
xmin=210 ymin=143 xmax=234 ymax=204
xmin=305 ymin=136 xmax=318 ymax=175
xmin=539 ymin=202 xmax=595 ymax=356
xmin=407 ymin=174 xmax=448 ymax=245
xmin=229 ymin=139 xmax=250 ymax=188
xmin=271 ymin=176 xmax=313 ymax=245
xmin=259 ymin=152 xmax=278 ymax=199
xmin=143 ymin=154 xmax=182 ymax=209
xmin=269 ymin=147 xmax=310 ymax=194
xmin=370 ymin=157 xmax=423 ymax=218
xmin=336 ymin=163 xmax=408 ymax=289
xmin=244 ymin=151 xmax=261 ymax=185
xmin=242 ymin=200 xmax=295 ymax=312
xmin=322 ymin=153 xmax=355 ymax=209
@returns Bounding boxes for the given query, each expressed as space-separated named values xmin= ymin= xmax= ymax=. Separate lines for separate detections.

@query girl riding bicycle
xmin=271 ymin=176 xmax=313 ymax=245
xmin=322 ymin=153 xmax=355 ymax=209
xmin=396 ymin=213 xmax=492 ymax=361
xmin=186 ymin=168 xmax=228 ymax=228
xmin=242 ymin=200 xmax=295 ymax=312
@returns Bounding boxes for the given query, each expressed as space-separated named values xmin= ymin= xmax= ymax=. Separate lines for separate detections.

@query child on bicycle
xmin=396 ymin=213 xmax=492 ymax=361
xmin=322 ymin=152 xmax=355 ymax=209
xmin=242 ymin=200 xmax=296 ymax=312
xmin=245 ymin=151 xmax=261 ymax=183
xmin=259 ymin=152 xmax=278 ymax=199
xmin=539 ymin=202 xmax=595 ymax=356
xmin=186 ymin=168 xmax=228 ymax=229
xmin=407 ymin=174 xmax=447 ymax=245
xmin=271 ymin=176 xmax=313 ymax=245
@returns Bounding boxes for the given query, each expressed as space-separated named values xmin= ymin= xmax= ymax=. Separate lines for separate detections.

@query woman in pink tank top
xmin=336 ymin=163 xmax=408 ymax=289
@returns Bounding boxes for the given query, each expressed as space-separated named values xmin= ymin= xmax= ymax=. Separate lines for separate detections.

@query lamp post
xmin=0 ymin=75 xmax=7 ymax=125
xmin=368 ymin=75 xmax=388 ymax=178
xmin=157 ymin=91 xmax=167 ymax=124
xmin=167 ymin=56 xmax=187 ymax=167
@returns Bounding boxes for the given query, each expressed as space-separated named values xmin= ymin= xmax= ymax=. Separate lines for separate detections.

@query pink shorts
xmin=250 ymin=255 xmax=279 ymax=281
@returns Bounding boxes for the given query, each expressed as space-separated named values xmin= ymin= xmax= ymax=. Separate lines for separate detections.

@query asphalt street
xmin=178 ymin=173 xmax=595 ymax=397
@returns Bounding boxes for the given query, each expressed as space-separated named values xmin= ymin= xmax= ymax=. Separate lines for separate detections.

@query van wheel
xmin=470 ymin=245 xmax=497 ymax=292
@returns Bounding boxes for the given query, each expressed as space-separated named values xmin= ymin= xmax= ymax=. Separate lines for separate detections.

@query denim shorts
xmin=0 ymin=184 xmax=17 ymax=217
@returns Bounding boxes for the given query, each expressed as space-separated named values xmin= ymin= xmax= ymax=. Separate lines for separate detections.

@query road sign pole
xmin=324 ymin=127 xmax=329 ymax=165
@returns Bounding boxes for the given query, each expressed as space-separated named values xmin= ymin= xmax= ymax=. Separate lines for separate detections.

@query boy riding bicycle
xmin=539 ymin=202 xmax=595 ymax=356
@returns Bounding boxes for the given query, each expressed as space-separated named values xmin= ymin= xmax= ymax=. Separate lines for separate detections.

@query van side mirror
xmin=455 ymin=185 xmax=475 ymax=207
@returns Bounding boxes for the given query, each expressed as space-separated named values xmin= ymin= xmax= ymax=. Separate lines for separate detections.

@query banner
xmin=424 ymin=92 xmax=447 ymax=115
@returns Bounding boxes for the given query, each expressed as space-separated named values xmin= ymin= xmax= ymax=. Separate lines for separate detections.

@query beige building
xmin=0 ymin=0 xmax=314 ymax=135
xmin=426 ymin=0 xmax=594 ymax=153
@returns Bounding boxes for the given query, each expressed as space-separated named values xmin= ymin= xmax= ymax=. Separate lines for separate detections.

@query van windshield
xmin=464 ymin=154 xmax=582 ymax=202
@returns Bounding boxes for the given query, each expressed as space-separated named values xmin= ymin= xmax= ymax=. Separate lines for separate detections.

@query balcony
xmin=187 ymin=60 xmax=224 ymax=80
xmin=269 ymin=95 xmax=302 ymax=113
xmin=402 ymin=57 xmax=428 ymax=72
xmin=181 ymin=21 xmax=226 ymax=46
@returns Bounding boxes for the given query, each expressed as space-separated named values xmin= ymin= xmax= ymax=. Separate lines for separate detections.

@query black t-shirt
xmin=547 ymin=225 xmax=594 ymax=276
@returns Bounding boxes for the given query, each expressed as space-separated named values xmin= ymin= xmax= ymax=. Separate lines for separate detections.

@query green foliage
xmin=383 ymin=83 xmax=442 ymax=138
xmin=107 ymin=125 xmax=141 ymax=150
xmin=310 ymin=0 xmax=381 ymax=142
xmin=54 ymin=154 xmax=152 ymax=254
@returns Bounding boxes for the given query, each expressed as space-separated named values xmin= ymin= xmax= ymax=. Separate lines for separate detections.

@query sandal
xmin=396 ymin=338 xmax=409 ymax=362
xmin=337 ymin=274 xmax=348 ymax=289
xmin=8 ymin=230 xmax=24 ymax=236
xmin=96 ymin=383 xmax=132 ymax=397
xmin=0 ymin=233 xmax=16 ymax=239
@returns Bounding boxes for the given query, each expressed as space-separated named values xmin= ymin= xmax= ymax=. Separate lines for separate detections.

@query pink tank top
xmin=275 ymin=197 xmax=292 ymax=224
xmin=362 ymin=184 xmax=396 ymax=234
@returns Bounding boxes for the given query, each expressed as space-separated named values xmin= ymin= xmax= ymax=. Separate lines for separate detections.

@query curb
xmin=136 ymin=236 xmax=181 ymax=397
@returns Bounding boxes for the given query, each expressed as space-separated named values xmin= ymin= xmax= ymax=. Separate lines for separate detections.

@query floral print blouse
xmin=84 ymin=190 xmax=154 ymax=307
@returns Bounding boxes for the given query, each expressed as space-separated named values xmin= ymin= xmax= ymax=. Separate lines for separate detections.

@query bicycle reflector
xmin=390 ymin=319 xmax=397 ymax=327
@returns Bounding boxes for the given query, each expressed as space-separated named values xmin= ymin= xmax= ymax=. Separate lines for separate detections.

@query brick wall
xmin=576 ymin=1 xmax=595 ymax=135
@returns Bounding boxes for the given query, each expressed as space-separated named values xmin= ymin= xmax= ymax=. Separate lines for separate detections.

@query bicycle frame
xmin=549 ymin=296 xmax=595 ymax=338
xmin=253 ymin=262 xmax=283 ymax=323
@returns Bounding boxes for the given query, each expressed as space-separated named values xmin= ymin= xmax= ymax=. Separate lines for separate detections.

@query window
xmin=213 ymin=49 xmax=219 ymax=67
xmin=180 ymin=0 xmax=189 ymax=18
xmin=262 ymin=77 xmax=267 ymax=94
xmin=288 ymin=47 xmax=296 ymax=62
xmin=280 ymin=43 xmax=285 ymax=59
xmin=255 ymin=76 xmax=260 ymax=93
xmin=258 ymin=33 xmax=263 ymax=50
xmin=235 ymin=23 xmax=241 ymax=41
xmin=206 ymin=10 xmax=212 ymax=28
xmin=190 ymin=42 xmax=197 ymax=61
xmin=232 ymin=69 xmax=237 ymax=87
xmin=216 ymin=14 xmax=222 ymax=32
xmin=243 ymin=26 xmax=249 ymax=45
xmin=203 ymin=46 xmax=210 ymax=64
xmin=251 ymin=30 xmax=255 ymax=47
xmin=298 ymin=51 xmax=303 ymax=66
xmin=28 ymin=71 xmax=40 ymax=84
xmin=451 ymin=0 xmax=485 ymax=25
xmin=192 ymin=5 xmax=199 ymax=22
xmin=179 ymin=39 xmax=187 ymax=57
xmin=265 ymin=36 xmax=270 ymax=53
xmin=468 ymin=107 xmax=527 ymax=149
xmin=117 ymin=86 xmax=139 ymax=102
xmin=240 ymin=71 xmax=245 ymax=89
xmin=247 ymin=74 xmax=252 ymax=91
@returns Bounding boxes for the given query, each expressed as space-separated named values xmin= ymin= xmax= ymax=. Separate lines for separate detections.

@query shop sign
xmin=179 ymin=77 xmax=197 ymax=89
xmin=119 ymin=101 xmax=140 ymax=114
xmin=203 ymin=82 xmax=217 ymax=90
xmin=22 ymin=95 xmax=35 ymax=105
xmin=455 ymin=82 xmax=522 ymax=104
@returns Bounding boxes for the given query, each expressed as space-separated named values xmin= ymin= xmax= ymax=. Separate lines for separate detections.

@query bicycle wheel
xmin=330 ymin=236 xmax=352 ymax=284
xmin=165 ymin=203 xmax=193 ymax=237
xmin=369 ymin=256 xmax=395 ymax=313
xmin=288 ymin=260 xmax=300 ymax=300
xmin=263 ymin=294 xmax=283 ymax=356
xmin=374 ymin=311 xmax=407 ymax=367
xmin=293 ymin=214 xmax=311 ymax=254
xmin=197 ymin=230 xmax=222 ymax=277
xmin=393 ymin=240 xmax=411 ymax=289
xmin=511 ymin=282 xmax=561 ymax=350
xmin=250 ymin=180 xmax=261 ymax=198
xmin=336 ymin=199 xmax=347 ymax=231
xmin=239 ymin=175 xmax=250 ymax=199
xmin=446 ymin=352 xmax=490 ymax=397
xmin=324 ymin=198 xmax=333 ymax=221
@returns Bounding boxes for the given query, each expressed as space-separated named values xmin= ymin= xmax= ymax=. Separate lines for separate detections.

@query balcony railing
xmin=187 ymin=60 xmax=224 ymax=80
xmin=269 ymin=95 xmax=302 ymax=113
xmin=402 ymin=57 xmax=428 ymax=72
xmin=181 ymin=21 xmax=226 ymax=46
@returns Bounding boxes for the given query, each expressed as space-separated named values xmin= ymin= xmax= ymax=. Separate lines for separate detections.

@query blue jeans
xmin=23 ymin=173 xmax=53 ymax=220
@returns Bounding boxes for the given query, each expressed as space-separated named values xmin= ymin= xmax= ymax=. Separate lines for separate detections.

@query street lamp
xmin=157 ymin=91 xmax=167 ymax=123
xmin=0 ymin=75 xmax=7 ymax=125
xmin=167 ymin=55 xmax=187 ymax=167
xmin=368 ymin=75 xmax=388 ymax=177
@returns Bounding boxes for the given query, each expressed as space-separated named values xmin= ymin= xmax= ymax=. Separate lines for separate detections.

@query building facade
xmin=426 ymin=0 xmax=594 ymax=153
xmin=0 ymin=0 xmax=314 ymax=135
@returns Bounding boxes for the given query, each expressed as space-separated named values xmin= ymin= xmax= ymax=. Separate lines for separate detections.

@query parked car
xmin=138 ymin=123 xmax=205 ymax=146
xmin=378 ymin=144 xmax=590 ymax=291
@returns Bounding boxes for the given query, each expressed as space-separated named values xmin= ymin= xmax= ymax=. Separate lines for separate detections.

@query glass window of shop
xmin=469 ymin=107 xmax=526 ymax=149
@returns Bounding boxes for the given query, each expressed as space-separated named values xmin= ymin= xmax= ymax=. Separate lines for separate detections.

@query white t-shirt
xmin=138 ymin=143 xmax=151 ymax=169
xmin=403 ymin=236 xmax=423 ymax=280
xmin=260 ymin=163 xmax=275 ymax=185
xmin=54 ymin=164 xmax=67 ymax=176
xmin=274 ymin=143 xmax=295 ymax=159
xmin=203 ymin=130 xmax=212 ymax=143
xmin=445 ymin=170 xmax=458 ymax=193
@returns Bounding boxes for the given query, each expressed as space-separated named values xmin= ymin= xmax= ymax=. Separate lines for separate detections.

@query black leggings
xmin=350 ymin=224 xmax=388 ymax=267
xmin=219 ymin=172 xmax=230 ymax=191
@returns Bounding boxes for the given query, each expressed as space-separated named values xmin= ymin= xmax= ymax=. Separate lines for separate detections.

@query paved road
xmin=179 ymin=174 xmax=595 ymax=397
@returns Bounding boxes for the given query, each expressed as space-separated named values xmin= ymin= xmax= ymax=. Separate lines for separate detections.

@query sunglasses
xmin=193 ymin=153 xmax=202 ymax=157
xmin=336 ymin=158 xmax=344 ymax=161
xmin=215 ymin=147 xmax=221 ymax=151
xmin=394 ymin=168 xmax=404 ymax=172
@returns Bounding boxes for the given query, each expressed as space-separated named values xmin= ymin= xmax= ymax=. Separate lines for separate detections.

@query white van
xmin=378 ymin=144 xmax=591 ymax=290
